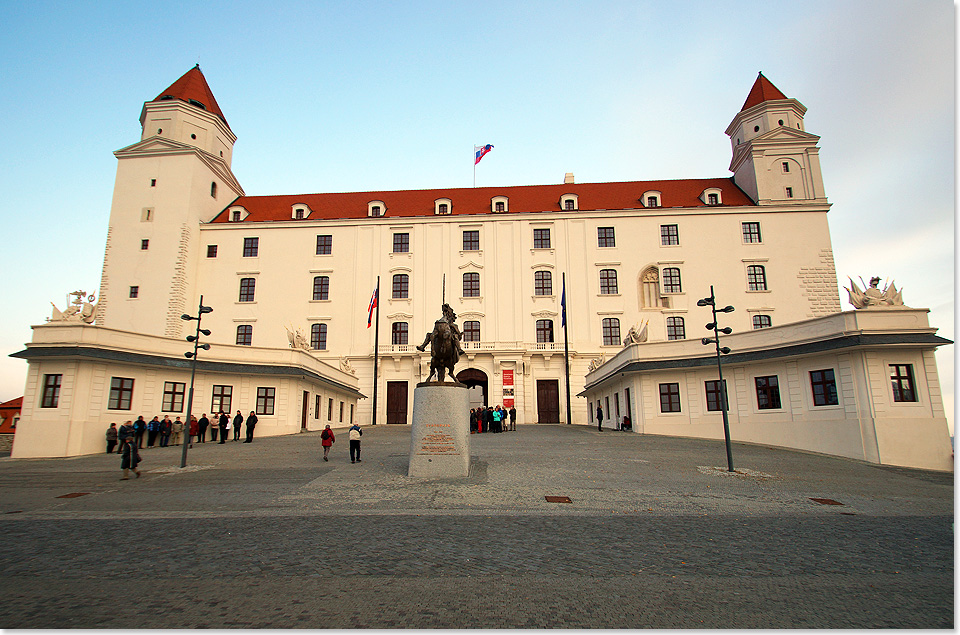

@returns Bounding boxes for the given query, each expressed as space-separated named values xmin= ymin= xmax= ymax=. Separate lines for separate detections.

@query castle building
xmin=10 ymin=67 xmax=952 ymax=469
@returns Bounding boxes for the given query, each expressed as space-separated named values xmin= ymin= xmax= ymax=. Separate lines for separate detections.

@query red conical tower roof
xmin=153 ymin=65 xmax=230 ymax=129
xmin=740 ymin=72 xmax=788 ymax=111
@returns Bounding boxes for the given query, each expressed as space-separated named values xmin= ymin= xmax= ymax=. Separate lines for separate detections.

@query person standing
xmin=233 ymin=410 xmax=244 ymax=441
xmin=171 ymin=416 xmax=184 ymax=446
xmin=218 ymin=411 xmax=229 ymax=443
xmin=509 ymin=406 xmax=517 ymax=431
xmin=188 ymin=416 xmax=199 ymax=447
xmin=348 ymin=422 xmax=362 ymax=463
xmin=320 ymin=425 xmax=335 ymax=461
xmin=147 ymin=416 xmax=160 ymax=447
xmin=243 ymin=411 xmax=258 ymax=443
xmin=484 ymin=407 xmax=494 ymax=434
xmin=198 ymin=414 xmax=209 ymax=443
xmin=119 ymin=420 xmax=141 ymax=480
xmin=596 ymin=404 xmax=604 ymax=432
xmin=134 ymin=416 xmax=147 ymax=449
xmin=160 ymin=415 xmax=172 ymax=447
xmin=492 ymin=407 xmax=502 ymax=433
xmin=106 ymin=423 xmax=118 ymax=454
xmin=210 ymin=412 xmax=220 ymax=443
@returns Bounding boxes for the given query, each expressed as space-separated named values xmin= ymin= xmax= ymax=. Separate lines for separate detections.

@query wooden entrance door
xmin=386 ymin=381 xmax=408 ymax=424
xmin=536 ymin=380 xmax=561 ymax=423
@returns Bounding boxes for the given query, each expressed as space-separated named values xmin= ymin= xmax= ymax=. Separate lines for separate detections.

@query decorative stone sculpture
xmin=339 ymin=357 xmax=357 ymax=376
xmin=587 ymin=355 xmax=605 ymax=373
xmin=846 ymin=276 xmax=905 ymax=309
xmin=622 ymin=320 xmax=649 ymax=346
xmin=285 ymin=325 xmax=310 ymax=350
xmin=416 ymin=303 xmax=465 ymax=383
xmin=49 ymin=290 xmax=98 ymax=324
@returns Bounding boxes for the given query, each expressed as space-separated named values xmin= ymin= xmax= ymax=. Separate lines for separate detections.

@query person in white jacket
xmin=348 ymin=423 xmax=362 ymax=464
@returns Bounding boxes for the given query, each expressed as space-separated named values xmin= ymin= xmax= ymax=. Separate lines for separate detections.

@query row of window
xmin=205 ymin=221 xmax=763 ymax=260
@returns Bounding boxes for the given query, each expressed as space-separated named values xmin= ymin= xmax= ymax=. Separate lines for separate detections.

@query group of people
xmin=470 ymin=405 xmax=516 ymax=433
xmin=320 ymin=422 xmax=365 ymax=463
xmin=106 ymin=410 xmax=260 ymax=455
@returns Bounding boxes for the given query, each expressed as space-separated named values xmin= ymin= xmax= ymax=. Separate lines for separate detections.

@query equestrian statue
xmin=417 ymin=303 xmax=466 ymax=383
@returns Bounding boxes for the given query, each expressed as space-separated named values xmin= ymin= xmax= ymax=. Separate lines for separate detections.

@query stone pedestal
xmin=408 ymin=381 xmax=470 ymax=477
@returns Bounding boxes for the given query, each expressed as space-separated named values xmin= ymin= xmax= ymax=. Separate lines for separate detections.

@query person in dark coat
xmin=133 ymin=416 xmax=147 ymax=448
xmin=119 ymin=420 xmax=141 ymax=479
xmin=596 ymin=405 xmax=604 ymax=432
xmin=509 ymin=406 xmax=517 ymax=431
xmin=484 ymin=407 xmax=494 ymax=433
xmin=197 ymin=414 xmax=209 ymax=443
xmin=159 ymin=415 xmax=172 ymax=447
xmin=243 ymin=411 xmax=258 ymax=443
xmin=106 ymin=423 xmax=118 ymax=454
xmin=233 ymin=410 xmax=244 ymax=441
xmin=218 ymin=412 xmax=229 ymax=443
xmin=147 ymin=416 xmax=160 ymax=447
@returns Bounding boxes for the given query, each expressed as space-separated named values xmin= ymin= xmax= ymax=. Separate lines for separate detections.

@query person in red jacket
xmin=320 ymin=425 xmax=335 ymax=461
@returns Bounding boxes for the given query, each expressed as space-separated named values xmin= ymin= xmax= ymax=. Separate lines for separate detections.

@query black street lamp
xmin=180 ymin=296 xmax=213 ymax=468
xmin=698 ymin=285 xmax=735 ymax=472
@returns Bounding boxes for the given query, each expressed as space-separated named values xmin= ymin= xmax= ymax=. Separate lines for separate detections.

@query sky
xmin=0 ymin=0 xmax=954 ymax=431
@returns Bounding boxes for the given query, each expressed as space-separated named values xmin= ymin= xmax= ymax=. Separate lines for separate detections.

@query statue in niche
xmin=49 ymin=290 xmax=98 ymax=324
xmin=846 ymin=276 xmax=904 ymax=309
xmin=285 ymin=325 xmax=310 ymax=350
xmin=622 ymin=320 xmax=649 ymax=346
xmin=416 ymin=303 xmax=465 ymax=382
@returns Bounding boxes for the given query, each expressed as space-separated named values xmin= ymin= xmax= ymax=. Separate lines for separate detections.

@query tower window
xmin=210 ymin=182 xmax=217 ymax=198
xmin=890 ymin=364 xmax=917 ymax=402
xmin=752 ymin=315 xmax=772 ymax=329
xmin=601 ymin=318 xmax=620 ymax=346
xmin=207 ymin=245 xmax=218 ymax=258
xmin=311 ymin=323 xmax=328 ymax=350
xmin=129 ymin=286 xmax=139 ymax=299
xmin=662 ymin=267 xmax=682 ymax=293
xmin=810 ymin=369 xmax=839 ymax=406
xmin=238 ymin=278 xmax=256 ymax=302
xmin=781 ymin=162 xmax=790 ymax=173
xmin=236 ymin=325 xmax=253 ymax=346
xmin=41 ymin=374 xmax=63 ymax=408
xmin=243 ymin=237 xmax=259 ymax=257
xmin=659 ymin=383 xmax=681 ymax=413
xmin=141 ymin=239 xmax=149 ymax=250
xmin=150 ymin=179 xmax=156 ymax=187
xmin=742 ymin=222 xmax=762 ymax=243
xmin=785 ymin=187 xmax=794 ymax=198
xmin=666 ymin=316 xmax=685 ymax=340
xmin=316 ymin=235 xmax=332 ymax=255
xmin=313 ymin=276 xmax=330 ymax=301
xmin=599 ymin=269 xmax=618 ymax=295
xmin=747 ymin=265 xmax=767 ymax=291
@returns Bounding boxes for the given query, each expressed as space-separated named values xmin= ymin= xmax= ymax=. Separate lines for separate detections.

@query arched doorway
xmin=456 ymin=368 xmax=488 ymax=410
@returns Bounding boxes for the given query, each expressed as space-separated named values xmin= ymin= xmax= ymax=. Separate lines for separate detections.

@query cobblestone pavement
xmin=0 ymin=425 xmax=952 ymax=628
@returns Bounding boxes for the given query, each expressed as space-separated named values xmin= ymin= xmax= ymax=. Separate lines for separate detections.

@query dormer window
xmin=642 ymin=191 xmax=662 ymax=208
xmin=291 ymin=204 xmax=312 ymax=220
xmin=435 ymin=198 xmax=452 ymax=215
xmin=559 ymin=194 xmax=578 ymax=211
xmin=232 ymin=211 xmax=241 ymax=222
xmin=491 ymin=195 xmax=509 ymax=213
xmin=707 ymin=193 xmax=718 ymax=205
xmin=295 ymin=209 xmax=304 ymax=220
xmin=228 ymin=206 xmax=249 ymax=222
xmin=368 ymin=200 xmax=386 ymax=217
xmin=700 ymin=188 xmax=722 ymax=206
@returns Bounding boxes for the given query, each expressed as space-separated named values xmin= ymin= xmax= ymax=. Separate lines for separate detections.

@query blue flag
xmin=561 ymin=280 xmax=567 ymax=328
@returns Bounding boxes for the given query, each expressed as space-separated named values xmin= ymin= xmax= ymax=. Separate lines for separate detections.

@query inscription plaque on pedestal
xmin=408 ymin=382 xmax=470 ymax=477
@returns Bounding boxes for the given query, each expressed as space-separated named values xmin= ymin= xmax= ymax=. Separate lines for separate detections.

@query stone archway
xmin=456 ymin=368 xmax=488 ymax=409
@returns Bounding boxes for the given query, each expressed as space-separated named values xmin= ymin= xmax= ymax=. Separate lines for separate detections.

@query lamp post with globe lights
xmin=179 ymin=296 xmax=212 ymax=468
xmin=698 ymin=285 xmax=735 ymax=472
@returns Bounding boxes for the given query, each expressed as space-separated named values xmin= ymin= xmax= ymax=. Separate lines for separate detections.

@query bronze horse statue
xmin=417 ymin=304 xmax=463 ymax=382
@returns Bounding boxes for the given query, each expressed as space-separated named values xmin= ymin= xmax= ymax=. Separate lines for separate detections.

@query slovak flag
xmin=475 ymin=144 xmax=494 ymax=165
xmin=367 ymin=287 xmax=378 ymax=328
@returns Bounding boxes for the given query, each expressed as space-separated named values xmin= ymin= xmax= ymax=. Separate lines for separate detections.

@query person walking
xmin=106 ymin=423 xmax=118 ymax=454
xmin=197 ymin=414 xmax=209 ymax=443
xmin=233 ymin=410 xmax=244 ymax=441
xmin=119 ymin=420 xmax=141 ymax=480
xmin=146 ymin=416 xmax=160 ymax=447
xmin=218 ymin=411 xmax=228 ymax=444
xmin=348 ymin=422 xmax=362 ymax=463
xmin=320 ymin=425 xmax=335 ymax=461
xmin=243 ymin=411 xmax=258 ymax=443
xmin=134 ymin=416 xmax=147 ymax=449
xmin=509 ymin=406 xmax=517 ymax=431
xmin=171 ymin=416 xmax=184 ymax=446
xmin=596 ymin=404 xmax=604 ymax=432
xmin=159 ymin=415 xmax=172 ymax=447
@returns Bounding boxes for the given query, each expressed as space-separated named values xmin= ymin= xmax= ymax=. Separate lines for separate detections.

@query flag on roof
xmin=367 ymin=287 xmax=378 ymax=328
xmin=475 ymin=144 xmax=494 ymax=165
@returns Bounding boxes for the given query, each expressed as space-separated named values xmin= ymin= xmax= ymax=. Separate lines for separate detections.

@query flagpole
xmin=563 ymin=272 xmax=572 ymax=425
xmin=473 ymin=145 xmax=477 ymax=188
xmin=372 ymin=276 xmax=380 ymax=426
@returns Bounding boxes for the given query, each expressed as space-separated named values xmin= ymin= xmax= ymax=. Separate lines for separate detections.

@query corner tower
xmin=725 ymin=73 xmax=827 ymax=205
xmin=98 ymin=66 xmax=244 ymax=337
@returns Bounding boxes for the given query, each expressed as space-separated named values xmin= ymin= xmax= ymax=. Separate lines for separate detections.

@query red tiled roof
xmin=153 ymin=65 xmax=229 ymax=129
xmin=0 ymin=397 xmax=22 ymax=409
xmin=741 ymin=73 xmax=788 ymax=111
xmin=211 ymin=177 xmax=754 ymax=223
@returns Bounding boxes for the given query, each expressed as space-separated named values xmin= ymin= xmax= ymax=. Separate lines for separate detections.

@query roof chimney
xmin=564 ymin=172 xmax=575 ymax=184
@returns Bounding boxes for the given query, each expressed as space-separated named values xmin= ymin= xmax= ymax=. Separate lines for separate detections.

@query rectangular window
xmin=339 ymin=401 xmax=344 ymax=423
xmin=108 ymin=377 xmax=135 ymax=411
xmin=602 ymin=318 xmax=620 ymax=346
xmin=597 ymin=227 xmax=615 ymax=248
xmin=785 ymin=187 xmax=794 ymax=198
xmin=350 ymin=404 xmax=355 ymax=424
xmin=666 ymin=316 xmax=685 ymax=340
xmin=533 ymin=228 xmax=551 ymax=249
xmin=463 ymin=320 xmax=480 ymax=342
xmin=660 ymin=224 xmax=679 ymax=246
xmin=313 ymin=276 xmax=330 ymax=301
xmin=890 ymin=364 xmax=917 ymax=402
xmin=316 ymin=235 xmax=332 ymax=255
xmin=141 ymin=239 xmax=149 ymax=250
xmin=747 ymin=265 xmax=767 ymax=291
xmin=311 ymin=323 xmax=327 ymax=350
xmin=662 ymin=267 xmax=682 ymax=293
xmin=236 ymin=324 xmax=253 ymax=346
xmin=534 ymin=271 xmax=553 ymax=296
xmin=129 ymin=286 xmax=139 ymax=299
xmin=239 ymin=278 xmax=256 ymax=302
xmin=707 ymin=193 xmax=719 ymax=205
xmin=742 ymin=222 xmax=762 ymax=243
xmin=462 ymin=272 xmax=480 ymax=297
xmin=462 ymin=230 xmax=480 ymax=251
xmin=392 ymin=322 xmax=408 ymax=345
xmin=755 ymin=375 xmax=781 ymax=410
xmin=752 ymin=315 xmax=772 ymax=329
xmin=256 ymin=387 xmax=276 ymax=415
xmin=315 ymin=395 xmax=321 ymax=420
xmin=41 ymin=374 xmax=62 ymax=408
xmin=150 ymin=179 xmax=156 ymax=187
xmin=211 ymin=385 xmax=233 ymax=414
xmin=232 ymin=211 xmax=241 ymax=222
xmin=243 ymin=237 xmax=259 ymax=257
xmin=536 ymin=319 xmax=554 ymax=343
xmin=392 ymin=274 xmax=409 ymax=299
xmin=647 ymin=196 xmax=659 ymax=208
xmin=327 ymin=398 xmax=333 ymax=421
xmin=659 ymin=383 xmax=681 ymax=413
xmin=162 ymin=381 xmax=186 ymax=412
xmin=393 ymin=233 xmax=410 ymax=253
xmin=782 ymin=161 xmax=790 ymax=173
xmin=495 ymin=201 xmax=505 ymax=212
xmin=599 ymin=269 xmax=618 ymax=295
xmin=207 ymin=245 xmax=218 ymax=258
xmin=705 ymin=380 xmax=728 ymax=412
xmin=810 ymin=369 xmax=839 ymax=406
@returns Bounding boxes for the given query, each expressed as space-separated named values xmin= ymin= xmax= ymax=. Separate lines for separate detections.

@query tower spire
xmin=153 ymin=65 xmax=230 ymax=128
